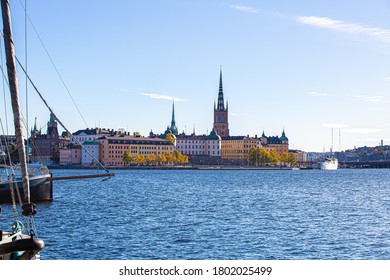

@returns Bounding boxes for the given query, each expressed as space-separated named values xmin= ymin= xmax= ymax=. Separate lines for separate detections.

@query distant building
xmin=97 ymin=135 xmax=174 ymax=166
xmin=290 ymin=149 xmax=307 ymax=164
xmin=175 ymin=128 xmax=222 ymax=164
xmin=221 ymin=136 xmax=261 ymax=164
xmin=71 ymin=127 xmax=114 ymax=144
xmin=31 ymin=113 xmax=67 ymax=163
xmin=260 ymin=130 xmax=289 ymax=156
xmin=81 ymin=140 xmax=100 ymax=165
xmin=59 ymin=143 xmax=82 ymax=165
xmin=213 ymin=68 xmax=229 ymax=137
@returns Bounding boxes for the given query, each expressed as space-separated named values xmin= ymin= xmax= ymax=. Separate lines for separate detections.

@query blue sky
xmin=2 ymin=0 xmax=390 ymax=152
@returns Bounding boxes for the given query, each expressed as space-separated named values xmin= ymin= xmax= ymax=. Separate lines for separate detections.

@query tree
xmin=280 ymin=152 xmax=289 ymax=165
xmin=268 ymin=149 xmax=280 ymax=165
xmin=258 ymin=148 xmax=270 ymax=166
xmin=286 ymin=152 xmax=298 ymax=166
xmin=146 ymin=154 xmax=157 ymax=165
xmin=134 ymin=154 xmax=145 ymax=165
xmin=122 ymin=151 xmax=133 ymax=166
xmin=159 ymin=154 xmax=167 ymax=165
xmin=247 ymin=147 xmax=260 ymax=166
xmin=165 ymin=133 xmax=175 ymax=144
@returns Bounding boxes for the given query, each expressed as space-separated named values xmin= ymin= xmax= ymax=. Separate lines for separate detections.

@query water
xmin=1 ymin=168 xmax=390 ymax=260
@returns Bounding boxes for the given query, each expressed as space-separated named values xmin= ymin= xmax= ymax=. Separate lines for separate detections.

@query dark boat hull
xmin=0 ymin=174 xmax=53 ymax=203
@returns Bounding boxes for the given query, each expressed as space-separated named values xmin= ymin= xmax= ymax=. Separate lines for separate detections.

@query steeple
xmin=213 ymin=66 xmax=229 ymax=136
xmin=31 ymin=117 xmax=41 ymax=135
xmin=169 ymin=100 xmax=178 ymax=135
xmin=217 ymin=66 xmax=225 ymax=111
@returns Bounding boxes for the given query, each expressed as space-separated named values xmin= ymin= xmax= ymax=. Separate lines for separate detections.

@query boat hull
xmin=0 ymin=231 xmax=44 ymax=260
xmin=0 ymin=174 xmax=53 ymax=203
xmin=320 ymin=159 xmax=338 ymax=170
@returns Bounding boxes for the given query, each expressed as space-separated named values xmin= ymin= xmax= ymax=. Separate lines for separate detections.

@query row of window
xmin=176 ymin=145 xmax=220 ymax=150
xmin=177 ymin=140 xmax=219 ymax=144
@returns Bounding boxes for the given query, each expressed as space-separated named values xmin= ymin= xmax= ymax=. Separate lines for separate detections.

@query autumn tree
xmin=134 ymin=154 xmax=145 ymax=165
xmin=122 ymin=151 xmax=133 ymax=166
xmin=146 ymin=154 xmax=157 ymax=165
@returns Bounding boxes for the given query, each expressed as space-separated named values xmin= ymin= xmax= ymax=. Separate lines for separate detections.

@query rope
xmin=0 ymin=118 xmax=30 ymax=233
xmin=0 ymin=36 xmax=8 ymax=135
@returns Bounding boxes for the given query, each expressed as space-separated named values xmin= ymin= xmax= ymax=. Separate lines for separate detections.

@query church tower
xmin=169 ymin=100 xmax=178 ymax=135
xmin=213 ymin=67 xmax=229 ymax=136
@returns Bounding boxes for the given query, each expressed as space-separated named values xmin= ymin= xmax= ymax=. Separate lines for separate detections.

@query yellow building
xmin=221 ymin=136 xmax=260 ymax=163
xmin=97 ymin=135 xmax=174 ymax=166
xmin=260 ymin=130 xmax=289 ymax=156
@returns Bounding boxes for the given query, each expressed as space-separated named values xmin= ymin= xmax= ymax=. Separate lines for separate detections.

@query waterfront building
xmin=71 ymin=127 xmax=113 ymax=144
xmin=221 ymin=136 xmax=261 ymax=164
xmin=260 ymin=130 xmax=289 ymax=156
xmin=81 ymin=140 xmax=100 ymax=165
xmin=59 ymin=144 xmax=82 ymax=165
xmin=290 ymin=149 xmax=307 ymax=165
xmin=97 ymin=135 xmax=174 ymax=166
xmin=30 ymin=113 xmax=67 ymax=163
xmin=213 ymin=68 xmax=229 ymax=137
xmin=175 ymin=128 xmax=222 ymax=164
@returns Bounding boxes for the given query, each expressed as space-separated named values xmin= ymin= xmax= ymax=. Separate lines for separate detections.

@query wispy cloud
xmin=309 ymin=91 xmax=329 ymax=97
xmin=119 ymin=88 xmax=188 ymax=102
xmin=350 ymin=94 xmax=388 ymax=104
xmin=295 ymin=16 xmax=390 ymax=44
xmin=229 ymin=4 xmax=260 ymax=14
xmin=140 ymin=93 xmax=188 ymax=102
xmin=343 ymin=128 xmax=382 ymax=134
xmin=384 ymin=76 xmax=390 ymax=81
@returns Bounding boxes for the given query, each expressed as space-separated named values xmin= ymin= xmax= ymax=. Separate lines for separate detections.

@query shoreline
xmin=47 ymin=165 xmax=310 ymax=171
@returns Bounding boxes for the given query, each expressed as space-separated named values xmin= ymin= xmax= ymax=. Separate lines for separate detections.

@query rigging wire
xmin=15 ymin=55 xmax=110 ymax=173
xmin=0 ymin=118 xmax=30 ymax=233
xmin=24 ymin=0 xmax=29 ymax=164
xmin=17 ymin=0 xmax=89 ymax=128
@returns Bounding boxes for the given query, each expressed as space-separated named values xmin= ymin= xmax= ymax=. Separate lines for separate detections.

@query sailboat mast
xmin=1 ymin=0 xmax=31 ymax=203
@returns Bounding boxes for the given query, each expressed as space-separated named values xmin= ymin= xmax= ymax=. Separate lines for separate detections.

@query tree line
xmin=247 ymin=147 xmax=297 ymax=166
xmin=122 ymin=150 xmax=189 ymax=166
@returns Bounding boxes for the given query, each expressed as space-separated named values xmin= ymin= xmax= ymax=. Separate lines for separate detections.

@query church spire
xmin=217 ymin=66 xmax=225 ymax=111
xmin=169 ymin=100 xmax=178 ymax=135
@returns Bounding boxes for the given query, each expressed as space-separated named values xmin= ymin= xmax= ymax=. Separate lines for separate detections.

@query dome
xmin=280 ymin=130 xmax=288 ymax=141
xmin=206 ymin=128 xmax=221 ymax=140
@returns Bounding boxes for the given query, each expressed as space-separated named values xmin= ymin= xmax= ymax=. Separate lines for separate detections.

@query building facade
xmin=81 ymin=141 xmax=100 ymax=165
xmin=213 ymin=68 xmax=229 ymax=137
xmin=221 ymin=136 xmax=261 ymax=164
xmin=97 ymin=135 xmax=174 ymax=166
xmin=175 ymin=128 xmax=222 ymax=164
xmin=260 ymin=130 xmax=289 ymax=155
xmin=71 ymin=128 xmax=113 ymax=144
xmin=30 ymin=113 xmax=67 ymax=163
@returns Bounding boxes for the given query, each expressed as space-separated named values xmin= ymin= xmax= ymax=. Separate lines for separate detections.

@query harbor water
xmin=1 ymin=168 xmax=390 ymax=260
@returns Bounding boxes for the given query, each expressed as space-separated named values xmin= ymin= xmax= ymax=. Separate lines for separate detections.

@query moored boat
xmin=320 ymin=157 xmax=338 ymax=170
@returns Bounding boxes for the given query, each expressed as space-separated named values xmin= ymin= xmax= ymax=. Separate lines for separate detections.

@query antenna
xmin=339 ymin=129 xmax=341 ymax=152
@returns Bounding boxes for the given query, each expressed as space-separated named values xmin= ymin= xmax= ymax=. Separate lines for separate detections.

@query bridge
xmin=341 ymin=160 xmax=390 ymax=169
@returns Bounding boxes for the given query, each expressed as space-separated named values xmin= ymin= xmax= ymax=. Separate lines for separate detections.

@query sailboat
xmin=320 ymin=151 xmax=338 ymax=170
xmin=320 ymin=128 xmax=338 ymax=170
xmin=0 ymin=0 xmax=44 ymax=259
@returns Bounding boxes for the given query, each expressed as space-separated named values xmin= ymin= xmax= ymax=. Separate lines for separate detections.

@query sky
xmin=1 ymin=0 xmax=390 ymax=152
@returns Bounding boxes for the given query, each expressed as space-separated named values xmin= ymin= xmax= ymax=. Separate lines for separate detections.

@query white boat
xmin=320 ymin=157 xmax=338 ymax=170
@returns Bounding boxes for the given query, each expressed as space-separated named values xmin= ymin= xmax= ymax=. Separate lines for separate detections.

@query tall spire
xmin=169 ymin=100 xmax=178 ymax=135
xmin=217 ymin=66 xmax=225 ymax=111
